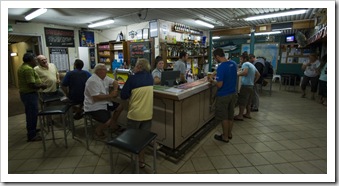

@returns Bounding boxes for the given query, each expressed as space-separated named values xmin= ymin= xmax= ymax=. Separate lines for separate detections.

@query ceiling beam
xmin=211 ymin=26 xmax=251 ymax=36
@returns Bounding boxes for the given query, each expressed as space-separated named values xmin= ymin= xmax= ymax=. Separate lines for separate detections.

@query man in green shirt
xmin=18 ymin=53 xmax=47 ymax=142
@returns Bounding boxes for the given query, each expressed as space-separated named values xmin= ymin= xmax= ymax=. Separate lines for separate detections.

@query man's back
xmin=241 ymin=62 xmax=257 ymax=86
xmin=62 ymin=69 xmax=91 ymax=104
xmin=216 ymin=60 xmax=237 ymax=96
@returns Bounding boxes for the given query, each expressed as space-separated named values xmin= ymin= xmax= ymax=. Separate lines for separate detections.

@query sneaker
xmin=27 ymin=135 xmax=42 ymax=142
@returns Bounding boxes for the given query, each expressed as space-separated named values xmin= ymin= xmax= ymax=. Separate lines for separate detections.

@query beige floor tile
xmin=6 ymin=83 xmax=329 ymax=176
xmin=191 ymin=157 xmax=215 ymax=171
xmin=243 ymin=153 xmax=270 ymax=166
xmin=255 ymin=164 xmax=281 ymax=174
xmin=226 ymin=154 xmax=252 ymax=168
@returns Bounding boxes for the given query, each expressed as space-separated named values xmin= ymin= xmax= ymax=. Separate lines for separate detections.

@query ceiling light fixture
xmin=249 ymin=31 xmax=281 ymax=36
xmin=88 ymin=19 xmax=114 ymax=28
xmin=25 ymin=8 xmax=48 ymax=21
xmin=244 ymin=9 xmax=307 ymax=21
xmin=212 ymin=36 xmax=220 ymax=40
xmin=10 ymin=52 xmax=17 ymax=57
xmin=195 ymin=20 xmax=214 ymax=28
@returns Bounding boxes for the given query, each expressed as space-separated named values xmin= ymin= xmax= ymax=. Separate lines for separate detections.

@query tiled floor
xmin=6 ymin=83 xmax=330 ymax=181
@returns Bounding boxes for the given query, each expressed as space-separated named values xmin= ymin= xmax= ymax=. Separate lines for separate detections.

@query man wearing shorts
xmin=208 ymin=48 xmax=237 ymax=143
xmin=234 ymin=53 xmax=260 ymax=121
xmin=83 ymin=64 xmax=123 ymax=137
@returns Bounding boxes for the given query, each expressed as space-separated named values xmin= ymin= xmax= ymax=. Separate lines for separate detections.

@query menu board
xmin=129 ymin=41 xmax=151 ymax=68
xmin=49 ymin=48 xmax=69 ymax=72
xmin=45 ymin=27 xmax=75 ymax=47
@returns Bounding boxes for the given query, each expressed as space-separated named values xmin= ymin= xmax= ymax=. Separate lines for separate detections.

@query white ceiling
xmin=8 ymin=8 xmax=325 ymax=31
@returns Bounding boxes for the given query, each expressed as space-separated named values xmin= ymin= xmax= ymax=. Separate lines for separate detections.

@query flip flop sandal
xmin=233 ymin=117 xmax=244 ymax=121
xmin=139 ymin=161 xmax=146 ymax=168
xmin=243 ymin=115 xmax=252 ymax=119
xmin=214 ymin=134 xmax=229 ymax=143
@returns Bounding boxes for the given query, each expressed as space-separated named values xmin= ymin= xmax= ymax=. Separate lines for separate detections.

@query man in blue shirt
xmin=234 ymin=53 xmax=260 ymax=121
xmin=62 ymin=59 xmax=91 ymax=119
xmin=208 ymin=48 xmax=237 ymax=143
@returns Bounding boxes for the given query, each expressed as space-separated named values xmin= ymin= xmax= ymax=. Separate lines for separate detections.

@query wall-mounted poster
xmin=79 ymin=30 xmax=95 ymax=47
xmin=49 ymin=48 xmax=69 ymax=71
xmin=242 ymin=43 xmax=279 ymax=70
xmin=44 ymin=27 xmax=75 ymax=47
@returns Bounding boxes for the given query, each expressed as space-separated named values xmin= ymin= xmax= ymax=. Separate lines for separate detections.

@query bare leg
xmin=95 ymin=105 xmax=123 ymax=136
xmin=244 ymin=104 xmax=252 ymax=118
xmin=228 ymin=120 xmax=233 ymax=138
xmin=108 ymin=104 xmax=123 ymax=129
xmin=221 ymin=120 xmax=229 ymax=140
xmin=235 ymin=105 xmax=245 ymax=119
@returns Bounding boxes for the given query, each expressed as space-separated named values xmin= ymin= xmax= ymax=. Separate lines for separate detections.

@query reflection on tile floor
xmin=7 ymin=83 xmax=328 ymax=177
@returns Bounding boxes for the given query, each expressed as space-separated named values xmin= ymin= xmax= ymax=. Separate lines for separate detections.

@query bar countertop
xmin=153 ymin=78 xmax=211 ymax=101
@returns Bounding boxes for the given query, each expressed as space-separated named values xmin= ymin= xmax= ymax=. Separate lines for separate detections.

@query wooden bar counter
xmin=116 ymin=78 xmax=217 ymax=156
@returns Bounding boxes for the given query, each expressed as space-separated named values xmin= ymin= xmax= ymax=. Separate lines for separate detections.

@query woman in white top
xmin=300 ymin=53 xmax=321 ymax=99
xmin=152 ymin=56 xmax=164 ymax=85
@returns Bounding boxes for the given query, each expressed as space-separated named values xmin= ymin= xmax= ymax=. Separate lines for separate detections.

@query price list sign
xmin=49 ymin=48 xmax=69 ymax=72
xmin=45 ymin=27 xmax=75 ymax=47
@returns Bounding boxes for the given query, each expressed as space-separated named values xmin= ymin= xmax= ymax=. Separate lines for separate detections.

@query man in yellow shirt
xmin=34 ymin=55 xmax=64 ymax=102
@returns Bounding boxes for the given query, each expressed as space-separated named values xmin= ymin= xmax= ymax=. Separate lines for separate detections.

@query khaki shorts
xmin=215 ymin=93 xmax=237 ymax=121
xmin=238 ymin=85 xmax=254 ymax=106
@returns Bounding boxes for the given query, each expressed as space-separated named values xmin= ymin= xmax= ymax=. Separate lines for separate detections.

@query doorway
xmin=8 ymin=34 xmax=43 ymax=116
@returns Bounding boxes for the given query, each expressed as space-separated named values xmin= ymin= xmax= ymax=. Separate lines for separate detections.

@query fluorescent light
xmin=212 ymin=36 xmax=220 ymax=40
xmin=195 ymin=20 xmax=214 ymax=28
xmin=10 ymin=52 xmax=17 ymax=57
xmin=272 ymin=27 xmax=292 ymax=31
xmin=25 ymin=8 xmax=47 ymax=21
xmin=249 ymin=31 xmax=281 ymax=36
xmin=244 ymin=9 xmax=307 ymax=21
xmin=88 ymin=19 xmax=114 ymax=28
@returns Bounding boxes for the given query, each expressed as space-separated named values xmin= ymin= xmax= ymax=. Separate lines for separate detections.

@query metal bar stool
xmin=38 ymin=104 xmax=73 ymax=151
xmin=83 ymin=113 xmax=94 ymax=150
xmin=107 ymin=128 xmax=157 ymax=174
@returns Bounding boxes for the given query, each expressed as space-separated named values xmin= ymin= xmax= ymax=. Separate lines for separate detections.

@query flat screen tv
xmin=285 ymin=35 xmax=295 ymax=43
xmin=160 ymin=70 xmax=180 ymax=87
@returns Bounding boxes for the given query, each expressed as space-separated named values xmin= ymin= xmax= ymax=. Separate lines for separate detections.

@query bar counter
xmin=116 ymin=78 xmax=217 ymax=156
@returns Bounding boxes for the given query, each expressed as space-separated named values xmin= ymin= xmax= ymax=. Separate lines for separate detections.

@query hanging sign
xmin=45 ymin=27 xmax=75 ymax=47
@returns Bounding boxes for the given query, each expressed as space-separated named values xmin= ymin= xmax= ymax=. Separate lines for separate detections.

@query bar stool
xmin=38 ymin=92 xmax=63 ymax=110
xmin=38 ymin=104 xmax=73 ymax=151
xmin=83 ymin=113 xmax=95 ymax=150
xmin=107 ymin=128 xmax=157 ymax=174
xmin=83 ymin=113 xmax=116 ymax=150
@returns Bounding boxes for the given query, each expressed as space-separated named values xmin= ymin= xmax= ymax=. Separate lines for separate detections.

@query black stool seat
xmin=41 ymin=96 xmax=61 ymax=103
xmin=38 ymin=104 xmax=70 ymax=115
xmin=107 ymin=128 xmax=158 ymax=174
xmin=107 ymin=128 xmax=157 ymax=154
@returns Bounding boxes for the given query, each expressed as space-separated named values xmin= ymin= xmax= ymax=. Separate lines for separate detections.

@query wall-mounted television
xmin=285 ymin=35 xmax=296 ymax=43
